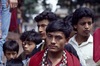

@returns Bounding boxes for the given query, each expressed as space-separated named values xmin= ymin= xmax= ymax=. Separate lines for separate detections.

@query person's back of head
xmin=46 ymin=19 xmax=73 ymax=39
xmin=6 ymin=58 xmax=23 ymax=66
xmin=20 ymin=29 xmax=42 ymax=44
xmin=72 ymin=7 xmax=94 ymax=28
xmin=34 ymin=10 xmax=58 ymax=22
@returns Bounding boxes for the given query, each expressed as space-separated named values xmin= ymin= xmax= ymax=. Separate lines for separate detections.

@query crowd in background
xmin=0 ymin=0 xmax=100 ymax=66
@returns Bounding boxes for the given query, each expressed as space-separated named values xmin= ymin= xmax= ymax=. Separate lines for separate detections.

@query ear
xmin=74 ymin=25 xmax=77 ymax=29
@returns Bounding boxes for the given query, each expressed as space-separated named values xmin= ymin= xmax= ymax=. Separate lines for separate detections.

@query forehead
xmin=47 ymin=31 xmax=65 ymax=37
xmin=38 ymin=19 xmax=49 ymax=25
xmin=78 ymin=17 xmax=92 ymax=23
xmin=5 ymin=50 xmax=17 ymax=53
xmin=22 ymin=41 xmax=35 ymax=44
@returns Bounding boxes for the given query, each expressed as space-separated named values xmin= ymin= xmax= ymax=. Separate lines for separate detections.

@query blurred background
xmin=17 ymin=0 xmax=100 ymax=33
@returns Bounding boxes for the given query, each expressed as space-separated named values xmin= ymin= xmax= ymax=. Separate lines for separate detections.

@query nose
xmin=51 ymin=38 xmax=56 ymax=44
xmin=38 ymin=27 xmax=43 ymax=33
xmin=10 ymin=54 xmax=14 ymax=59
xmin=24 ymin=44 xmax=28 ymax=48
xmin=85 ymin=23 xmax=89 ymax=29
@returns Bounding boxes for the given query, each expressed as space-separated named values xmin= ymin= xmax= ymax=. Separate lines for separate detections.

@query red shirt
xmin=93 ymin=28 xmax=100 ymax=62
xmin=29 ymin=50 xmax=80 ymax=66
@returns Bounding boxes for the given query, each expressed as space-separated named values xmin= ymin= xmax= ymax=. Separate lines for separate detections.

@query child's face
xmin=22 ymin=41 xmax=36 ymax=55
xmin=5 ymin=50 xmax=18 ymax=61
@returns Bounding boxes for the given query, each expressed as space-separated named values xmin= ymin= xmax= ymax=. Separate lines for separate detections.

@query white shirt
xmin=68 ymin=34 xmax=97 ymax=66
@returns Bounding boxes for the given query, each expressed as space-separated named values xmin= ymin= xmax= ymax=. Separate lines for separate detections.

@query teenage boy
xmin=18 ymin=29 xmax=42 ymax=66
xmin=68 ymin=7 xmax=97 ymax=66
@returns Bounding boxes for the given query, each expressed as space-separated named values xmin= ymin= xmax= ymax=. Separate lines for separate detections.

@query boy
xmin=18 ymin=29 xmax=42 ymax=66
xmin=3 ymin=40 xmax=19 ymax=61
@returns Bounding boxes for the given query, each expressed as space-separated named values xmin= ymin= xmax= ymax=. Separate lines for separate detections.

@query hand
xmin=8 ymin=0 xmax=18 ymax=8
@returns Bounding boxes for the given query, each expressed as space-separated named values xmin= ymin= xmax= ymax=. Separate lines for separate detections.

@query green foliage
xmin=23 ymin=0 xmax=38 ymax=14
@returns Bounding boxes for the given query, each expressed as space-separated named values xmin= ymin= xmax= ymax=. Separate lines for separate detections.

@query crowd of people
xmin=0 ymin=0 xmax=100 ymax=66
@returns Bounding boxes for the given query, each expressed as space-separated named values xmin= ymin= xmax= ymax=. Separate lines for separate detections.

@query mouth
xmin=84 ymin=30 xmax=90 ymax=34
xmin=48 ymin=45 xmax=57 ymax=49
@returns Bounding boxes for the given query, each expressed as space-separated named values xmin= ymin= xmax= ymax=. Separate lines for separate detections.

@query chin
xmin=48 ymin=49 xmax=58 ymax=53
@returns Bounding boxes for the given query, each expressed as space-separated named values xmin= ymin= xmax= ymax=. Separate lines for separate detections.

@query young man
xmin=35 ymin=10 xmax=79 ymax=59
xmin=2 ymin=40 xmax=19 ymax=66
xmin=34 ymin=10 xmax=58 ymax=50
xmin=18 ymin=29 xmax=42 ymax=66
xmin=29 ymin=19 xmax=80 ymax=66
xmin=68 ymin=7 xmax=97 ymax=66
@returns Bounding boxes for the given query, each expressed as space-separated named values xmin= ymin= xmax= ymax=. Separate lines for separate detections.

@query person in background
xmin=0 ymin=0 xmax=18 ymax=63
xmin=3 ymin=40 xmax=19 ymax=65
xmin=29 ymin=19 xmax=80 ymax=66
xmin=18 ymin=29 xmax=42 ymax=66
xmin=68 ymin=7 xmax=97 ymax=66
xmin=34 ymin=10 xmax=58 ymax=50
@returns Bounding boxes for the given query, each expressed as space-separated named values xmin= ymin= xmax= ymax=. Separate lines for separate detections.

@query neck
xmin=75 ymin=34 xmax=89 ymax=45
xmin=48 ymin=51 xmax=63 ymax=59
xmin=47 ymin=50 xmax=63 ymax=65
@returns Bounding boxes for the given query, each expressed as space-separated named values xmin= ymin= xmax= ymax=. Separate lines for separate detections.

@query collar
xmin=69 ymin=34 xmax=93 ymax=46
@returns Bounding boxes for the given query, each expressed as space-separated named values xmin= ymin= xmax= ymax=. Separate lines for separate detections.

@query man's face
xmin=22 ymin=41 xmax=36 ymax=55
xmin=37 ymin=19 xmax=49 ymax=40
xmin=46 ymin=31 xmax=67 ymax=52
xmin=5 ymin=50 xmax=18 ymax=61
xmin=74 ymin=17 xmax=93 ymax=37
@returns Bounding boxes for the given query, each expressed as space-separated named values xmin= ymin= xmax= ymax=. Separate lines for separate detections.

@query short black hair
xmin=20 ymin=29 xmax=42 ymax=45
xmin=6 ymin=58 xmax=23 ymax=66
xmin=46 ymin=19 xmax=72 ymax=38
xmin=72 ymin=7 xmax=94 ymax=26
xmin=3 ymin=40 xmax=19 ymax=54
xmin=34 ymin=10 xmax=58 ymax=22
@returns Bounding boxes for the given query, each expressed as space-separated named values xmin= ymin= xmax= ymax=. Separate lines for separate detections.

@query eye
xmin=88 ymin=22 xmax=92 ymax=25
xmin=47 ymin=34 xmax=52 ymax=39
xmin=12 ymin=53 xmax=16 ymax=55
xmin=80 ymin=22 xmax=85 ymax=26
xmin=41 ymin=24 xmax=47 ymax=28
xmin=55 ymin=36 xmax=62 ymax=40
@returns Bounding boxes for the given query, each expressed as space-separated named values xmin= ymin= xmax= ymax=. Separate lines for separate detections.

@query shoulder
xmin=65 ymin=50 xmax=80 ymax=66
xmin=29 ymin=50 xmax=45 ymax=66
xmin=65 ymin=44 xmax=79 ymax=59
xmin=18 ymin=52 xmax=26 ymax=60
xmin=68 ymin=35 xmax=76 ymax=43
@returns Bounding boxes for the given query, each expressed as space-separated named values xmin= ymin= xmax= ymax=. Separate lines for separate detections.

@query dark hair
xmin=72 ymin=7 xmax=94 ymax=26
xmin=3 ymin=40 xmax=19 ymax=54
xmin=46 ymin=19 xmax=72 ymax=38
xmin=34 ymin=10 xmax=58 ymax=22
xmin=63 ymin=14 xmax=73 ymax=27
xmin=20 ymin=29 xmax=42 ymax=45
xmin=6 ymin=59 xmax=23 ymax=66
